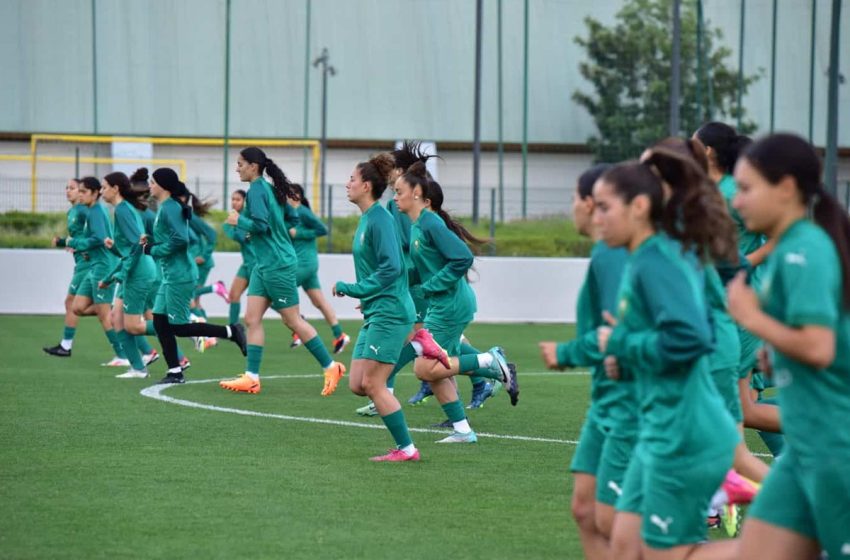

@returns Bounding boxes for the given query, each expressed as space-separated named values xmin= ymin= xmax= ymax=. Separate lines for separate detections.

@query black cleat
xmin=506 ymin=362 xmax=519 ymax=406
xmin=43 ymin=344 xmax=71 ymax=357
xmin=230 ymin=323 xmax=247 ymax=356
xmin=430 ymin=419 xmax=453 ymax=428
xmin=158 ymin=372 xmax=186 ymax=384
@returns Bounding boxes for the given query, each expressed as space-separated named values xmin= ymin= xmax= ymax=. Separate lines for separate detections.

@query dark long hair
xmin=403 ymin=162 xmax=487 ymax=253
xmin=652 ymin=137 xmax=709 ymax=174
xmin=743 ymin=133 xmax=850 ymax=307
xmin=577 ymin=163 xmax=612 ymax=200
xmin=104 ymin=171 xmax=148 ymax=211
xmin=391 ymin=140 xmax=438 ymax=173
xmin=357 ymin=153 xmax=395 ymax=200
xmin=289 ymin=183 xmax=310 ymax=209
xmin=602 ymin=150 xmax=737 ymax=263
xmin=240 ymin=147 xmax=294 ymax=205
xmin=79 ymin=176 xmax=101 ymax=198
xmin=695 ymin=122 xmax=752 ymax=175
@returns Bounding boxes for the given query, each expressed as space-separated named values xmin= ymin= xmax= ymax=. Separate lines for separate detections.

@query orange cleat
xmin=219 ymin=373 xmax=261 ymax=394
xmin=321 ymin=362 xmax=346 ymax=396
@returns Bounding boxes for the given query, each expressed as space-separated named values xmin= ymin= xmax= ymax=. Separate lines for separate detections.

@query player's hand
xmin=195 ymin=256 xmax=205 ymax=265
xmin=225 ymin=210 xmax=239 ymax=226
xmin=289 ymin=228 xmax=297 ymax=238
xmin=604 ymin=356 xmax=620 ymax=380
xmin=104 ymin=237 xmax=114 ymax=249
xmin=538 ymin=342 xmax=560 ymax=370
xmin=757 ymin=346 xmax=774 ymax=377
xmin=727 ymin=271 xmax=761 ymax=330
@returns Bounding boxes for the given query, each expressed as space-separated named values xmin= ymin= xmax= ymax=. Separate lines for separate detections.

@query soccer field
xmin=0 ymin=316 xmax=765 ymax=559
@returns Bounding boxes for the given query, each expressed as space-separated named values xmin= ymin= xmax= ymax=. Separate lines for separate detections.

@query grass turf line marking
xmin=140 ymin=373 xmax=773 ymax=457
xmin=140 ymin=375 xmax=577 ymax=445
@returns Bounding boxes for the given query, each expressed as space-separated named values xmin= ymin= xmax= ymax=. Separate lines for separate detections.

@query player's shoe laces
xmin=142 ymin=349 xmax=159 ymax=366
xmin=467 ymin=381 xmax=495 ymax=409
xmin=333 ymin=333 xmax=351 ymax=354
xmin=321 ymin=362 xmax=346 ymax=396
xmin=290 ymin=332 xmax=302 ymax=349
xmin=487 ymin=347 xmax=519 ymax=406
xmin=213 ymin=280 xmax=230 ymax=303
xmin=407 ymin=381 xmax=433 ymax=405
xmin=436 ymin=431 xmax=478 ymax=444
xmin=116 ymin=368 xmax=148 ymax=379
xmin=158 ymin=371 xmax=185 ymax=384
xmin=101 ymin=356 xmax=130 ymax=367
xmin=43 ymin=344 xmax=71 ymax=357
xmin=219 ymin=373 xmax=261 ymax=394
xmin=411 ymin=328 xmax=451 ymax=369
xmin=356 ymin=401 xmax=379 ymax=416
xmin=369 ymin=448 xmax=420 ymax=462
xmin=722 ymin=470 xmax=760 ymax=505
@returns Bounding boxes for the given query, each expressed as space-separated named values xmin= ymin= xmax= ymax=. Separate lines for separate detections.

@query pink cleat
xmin=722 ymin=470 xmax=760 ymax=506
xmin=369 ymin=448 xmax=421 ymax=462
xmin=411 ymin=328 xmax=451 ymax=369
xmin=213 ymin=280 xmax=230 ymax=303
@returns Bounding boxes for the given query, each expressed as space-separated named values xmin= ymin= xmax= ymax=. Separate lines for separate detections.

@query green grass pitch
xmin=0 ymin=316 xmax=765 ymax=559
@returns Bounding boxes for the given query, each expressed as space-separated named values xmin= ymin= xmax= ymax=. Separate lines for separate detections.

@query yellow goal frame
xmin=29 ymin=134 xmax=321 ymax=212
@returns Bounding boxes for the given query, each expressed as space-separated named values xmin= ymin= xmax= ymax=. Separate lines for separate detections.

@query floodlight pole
xmin=314 ymin=48 xmax=335 ymax=218
xmin=222 ymin=0 xmax=232 ymax=205
xmin=472 ymin=0 xmax=483 ymax=224
xmin=824 ymin=0 xmax=842 ymax=195
xmin=669 ymin=0 xmax=682 ymax=136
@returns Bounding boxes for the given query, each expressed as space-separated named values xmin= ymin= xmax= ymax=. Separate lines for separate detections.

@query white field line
xmin=138 ymin=372 xmax=773 ymax=457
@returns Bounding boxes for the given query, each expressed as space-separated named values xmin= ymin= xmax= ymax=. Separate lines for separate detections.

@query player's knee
xmin=570 ymin=491 xmax=595 ymax=529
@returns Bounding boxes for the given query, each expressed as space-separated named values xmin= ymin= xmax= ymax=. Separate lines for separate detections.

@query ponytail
xmin=356 ymin=153 xmax=395 ymax=200
xmin=391 ymin=140 xmax=439 ymax=173
xmin=695 ymin=122 xmax=751 ymax=175
xmin=403 ymin=162 xmax=487 ymax=254
xmin=105 ymin=171 xmax=148 ymax=211
xmin=744 ymin=133 xmax=850 ymax=307
xmin=79 ymin=176 xmax=101 ymax=198
xmin=644 ymin=147 xmax=738 ymax=263
xmin=240 ymin=147 xmax=293 ymax=205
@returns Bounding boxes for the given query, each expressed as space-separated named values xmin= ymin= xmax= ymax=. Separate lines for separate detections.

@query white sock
xmin=60 ymin=339 xmax=73 ymax=350
xmin=400 ymin=444 xmax=416 ymax=456
xmin=245 ymin=372 xmax=259 ymax=381
xmin=225 ymin=325 xmax=232 ymax=338
xmin=710 ymin=488 xmax=729 ymax=510
xmin=477 ymin=353 xmax=493 ymax=369
xmin=168 ymin=367 xmax=182 ymax=374
xmin=411 ymin=341 xmax=424 ymax=356
xmin=708 ymin=506 xmax=720 ymax=517
xmin=453 ymin=419 xmax=472 ymax=434
xmin=388 ymin=387 xmax=395 ymax=394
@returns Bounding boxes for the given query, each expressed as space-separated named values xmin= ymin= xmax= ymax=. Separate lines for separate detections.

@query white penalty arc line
xmin=139 ymin=374 xmax=577 ymax=445
xmin=139 ymin=372 xmax=772 ymax=457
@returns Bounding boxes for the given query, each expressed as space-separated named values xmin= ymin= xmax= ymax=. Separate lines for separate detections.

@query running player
xmin=332 ymin=153 xmax=424 ymax=461
xmin=285 ymin=183 xmax=349 ymax=353
xmin=98 ymin=172 xmax=157 ymax=378
xmin=145 ymin=168 xmax=247 ymax=384
xmin=44 ymin=178 xmax=93 ymax=357
xmin=56 ymin=177 xmax=126 ymax=365
xmin=219 ymin=148 xmax=345 ymax=396
xmin=539 ymin=163 xmax=635 ymax=560
xmin=222 ymin=189 xmax=254 ymax=325
xmin=596 ymin=152 xmax=740 ymax=560
xmin=728 ymin=133 xmax=850 ymax=560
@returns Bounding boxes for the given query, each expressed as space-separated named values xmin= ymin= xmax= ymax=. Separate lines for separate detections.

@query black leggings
xmin=153 ymin=313 xmax=229 ymax=369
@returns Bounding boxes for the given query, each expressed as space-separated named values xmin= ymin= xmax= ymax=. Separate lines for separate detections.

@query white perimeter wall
xmin=0 ymin=249 xmax=589 ymax=324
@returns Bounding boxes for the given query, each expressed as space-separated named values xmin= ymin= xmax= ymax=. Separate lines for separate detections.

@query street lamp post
xmin=313 ymin=48 xmax=335 ymax=217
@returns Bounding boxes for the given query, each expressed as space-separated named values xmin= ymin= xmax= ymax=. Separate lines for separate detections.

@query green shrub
xmin=0 ymin=211 xmax=591 ymax=257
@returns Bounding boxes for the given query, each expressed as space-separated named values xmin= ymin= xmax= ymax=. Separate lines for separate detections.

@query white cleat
xmin=101 ymin=357 xmax=130 ymax=367
xmin=436 ymin=431 xmax=478 ymax=444
xmin=115 ymin=368 xmax=149 ymax=379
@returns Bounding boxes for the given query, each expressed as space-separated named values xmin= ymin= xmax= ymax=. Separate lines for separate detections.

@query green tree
xmin=573 ymin=0 xmax=760 ymax=163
